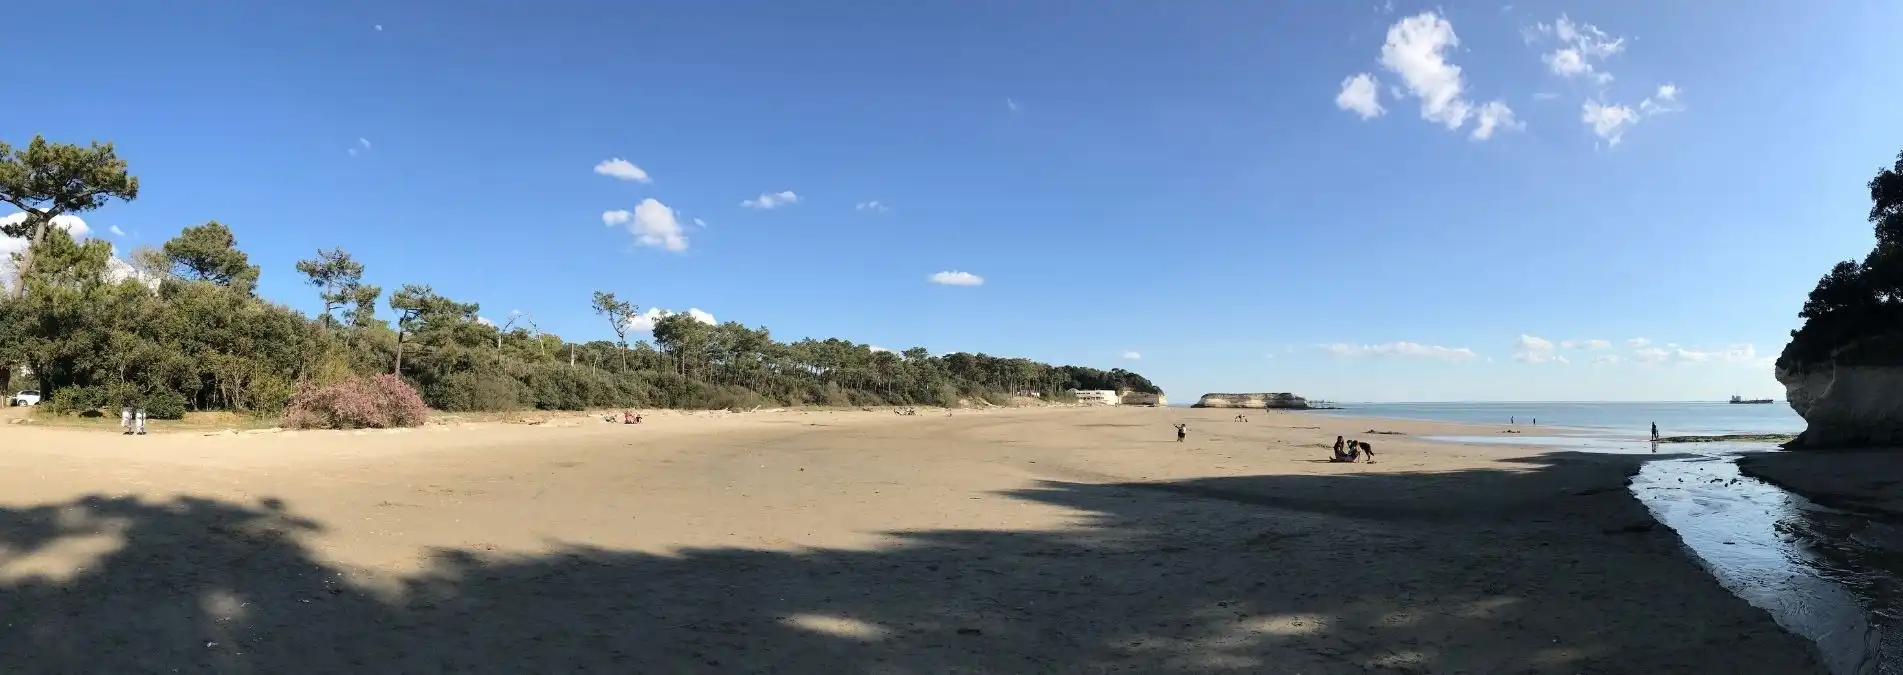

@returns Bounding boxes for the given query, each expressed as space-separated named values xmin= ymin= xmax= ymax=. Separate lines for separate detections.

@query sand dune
xmin=0 ymin=406 xmax=1822 ymax=673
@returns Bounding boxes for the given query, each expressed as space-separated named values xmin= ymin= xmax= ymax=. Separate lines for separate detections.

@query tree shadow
xmin=0 ymin=451 xmax=1827 ymax=673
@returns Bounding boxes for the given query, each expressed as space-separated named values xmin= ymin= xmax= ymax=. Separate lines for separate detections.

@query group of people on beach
xmin=1330 ymin=435 xmax=1374 ymax=463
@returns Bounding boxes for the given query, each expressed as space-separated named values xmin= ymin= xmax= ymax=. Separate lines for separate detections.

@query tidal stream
xmin=1629 ymin=446 xmax=1900 ymax=675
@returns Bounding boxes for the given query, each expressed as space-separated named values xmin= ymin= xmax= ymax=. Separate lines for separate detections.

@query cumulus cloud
xmin=1593 ymin=354 xmax=1623 ymax=365
xmin=602 ymin=198 xmax=687 ymax=252
xmin=1121 ymin=351 xmax=1142 ymax=360
xmin=1672 ymin=344 xmax=1758 ymax=364
xmin=593 ymin=158 xmax=651 ymax=183
xmin=1560 ymin=339 xmax=1611 ymax=350
xmin=1626 ymin=337 xmax=1651 ymax=348
xmin=623 ymin=307 xmax=717 ymax=332
xmin=928 ymin=270 xmax=984 ymax=286
xmin=1638 ymin=84 xmax=1685 ymax=115
xmin=1359 ymin=12 xmax=1517 ymax=140
xmin=869 ymin=345 xmax=894 ymax=354
xmin=476 ymin=316 xmax=495 ymax=327
xmin=1512 ymin=334 xmax=1568 ymax=364
xmin=1320 ymin=341 xmax=1478 ymax=361
xmin=741 ymin=190 xmax=799 ymax=210
xmin=1335 ymin=73 xmax=1385 ymax=119
xmin=1530 ymin=14 xmax=1623 ymax=84
xmin=855 ymin=201 xmax=888 ymax=212
xmin=1581 ymin=101 xmax=1640 ymax=146
xmin=1633 ymin=346 xmax=1670 ymax=363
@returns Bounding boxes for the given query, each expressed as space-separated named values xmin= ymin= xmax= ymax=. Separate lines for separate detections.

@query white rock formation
xmin=1776 ymin=362 xmax=1903 ymax=448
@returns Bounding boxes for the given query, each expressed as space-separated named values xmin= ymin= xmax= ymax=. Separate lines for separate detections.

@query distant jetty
xmin=1192 ymin=393 xmax=1310 ymax=409
xmin=1729 ymin=395 xmax=1775 ymax=405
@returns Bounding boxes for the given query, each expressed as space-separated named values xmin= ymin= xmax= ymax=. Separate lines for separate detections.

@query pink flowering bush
xmin=280 ymin=374 xmax=430 ymax=430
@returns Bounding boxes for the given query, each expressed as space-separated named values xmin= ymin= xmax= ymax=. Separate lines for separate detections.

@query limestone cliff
xmin=1775 ymin=359 xmax=1903 ymax=449
xmin=1191 ymin=393 xmax=1309 ymax=409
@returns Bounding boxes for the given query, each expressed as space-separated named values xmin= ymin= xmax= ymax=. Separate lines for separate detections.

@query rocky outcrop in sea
xmin=1191 ymin=393 xmax=1309 ymax=409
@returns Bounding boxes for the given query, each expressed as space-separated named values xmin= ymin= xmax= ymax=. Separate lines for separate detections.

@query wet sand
xmin=0 ymin=406 xmax=1824 ymax=673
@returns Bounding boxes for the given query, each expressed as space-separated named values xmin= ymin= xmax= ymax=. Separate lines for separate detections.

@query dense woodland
xmin=1782 ymin=148 xmax=1903 ymax=368
xmin=0 ymin=136 xmax=1159 ymax=419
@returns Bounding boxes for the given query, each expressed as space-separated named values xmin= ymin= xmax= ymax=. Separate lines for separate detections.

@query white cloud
xmin=1633 ymin=347 xmax=1670 ymax=363
xmin=1626 ymin=337 xmax=1650 ymax=348
xmin=1335 ymin=73 xmax=1385 ymax=120
xmin=1592 ymin=354 xmax=1623 ymax=365
xmin=603 ymin=199 xmax=687 ymax=252
xmin=593 ymin=158 xmax=651 ymax=184
xmin=1368 ymin=12 xmax=1518 ymax=140
xmin=348 ymin=137 xmax=372 ymax=158
xmin=1581 ymin=101 xmax=1639 ymax=145
xmin=374 ymin=24 xmax=383 ymax=31
xmin=1674 ymin=344 xmax=1758 ymax=364
xmin=1470 ymin=101 xmax=1523 ymax=140
xmin=928 ymin=270 xmax=984 ymax=286
xmin=1006 ymin=98 xmax=1019 ymax=112
xmin=1512 ymin=334 xmax=1568 ymax=364
xmin=476 ymin=316 xmax=495 ymax=327
xmin=1560 ymin=339 xmax=1611 ymax=350
xmin=1121 ymin=351 xmax=1142 ymax=360
xmin=1638 ymin=84 xmax=1685 ymax=115
xmin=108 ymin=225 xmax=125 ymax=237
xmin=741 ymin=190 xmax=799 ymax=210
xmin=623 ymin=306 xmax=717 ymax=333
xmin=855 ymin=201 xmax=889 ymax=212
xmin=1530 ymin=14 xmax=1623 ymax=84
xmin=1320 ymin=341 xmax=1479 ymax=361
xmin=869 ymin=345 xmax=894 ymax=354
xmin=692 ymin=217 xmax=707 ymax=228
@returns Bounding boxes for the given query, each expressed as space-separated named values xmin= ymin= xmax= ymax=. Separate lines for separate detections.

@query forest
xmin=0 ymin=136 xmax=1160 ymax=420
xmin=1781 ymin=148 xmax=1903 ymax=368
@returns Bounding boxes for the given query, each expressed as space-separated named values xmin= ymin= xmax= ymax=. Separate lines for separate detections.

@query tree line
xmin=1781 ymin=148 xmax=1903 ymax=368
xmin=0 ymin=136 xmax=1160 ymax=418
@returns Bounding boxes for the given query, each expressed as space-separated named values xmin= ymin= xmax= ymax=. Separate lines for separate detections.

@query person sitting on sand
xmin=1332 ymin=435 xmax=1346 ymax=458
xmin=1174 ymin=423 xmax=1187 ymax=442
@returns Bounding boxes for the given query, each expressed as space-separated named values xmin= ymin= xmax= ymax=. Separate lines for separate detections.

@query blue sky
xmin=7 ymin=1 xmax=1901 ymax=402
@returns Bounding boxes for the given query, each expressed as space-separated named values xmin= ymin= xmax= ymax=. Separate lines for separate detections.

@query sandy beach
xmin=0 ymin=405 xmax=1824 ymax=673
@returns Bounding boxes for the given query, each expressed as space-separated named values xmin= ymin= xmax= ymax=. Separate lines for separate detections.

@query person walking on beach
xmin=1174 ymin=423 xmax=1187 ymax=442
xmin=120 ymin=404 xmax=134 ymax=435
xmin=1651 ymin=422 xmax=1660 ymax=442
xmin=134 ymin=407 xmax=147 ymax=435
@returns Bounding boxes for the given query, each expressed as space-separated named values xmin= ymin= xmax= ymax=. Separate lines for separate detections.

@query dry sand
xmin=0 ymin=405 xmax=1825 ymax=673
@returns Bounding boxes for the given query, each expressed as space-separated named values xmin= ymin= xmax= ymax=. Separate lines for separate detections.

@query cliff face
xmin=1775 ymin=360 xmax=1903 ymax=448
xmin=1191 ymin=393 xmax=1309 ymax=409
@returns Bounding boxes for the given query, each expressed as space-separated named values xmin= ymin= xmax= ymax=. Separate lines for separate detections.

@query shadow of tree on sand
xmin=0 ymin=451 xmax=1825 ymax=674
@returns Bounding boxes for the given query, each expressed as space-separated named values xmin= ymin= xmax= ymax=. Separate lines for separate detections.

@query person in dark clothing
xmin=1174 ymin=423 xmax=1187 ymax=442
xmin=1332 ymin=435 xmax=1346 ymax=458
xmin=1651 ymin=422 xmax=1659 ymax=442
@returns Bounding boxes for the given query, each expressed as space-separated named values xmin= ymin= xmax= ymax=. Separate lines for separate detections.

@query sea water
xmin=1311 ymin=401 xmax=1888 ymax=674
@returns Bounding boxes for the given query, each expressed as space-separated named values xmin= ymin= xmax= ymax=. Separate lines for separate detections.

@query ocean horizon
xmin=1276 ymin=400 xmax=1805 ymax=439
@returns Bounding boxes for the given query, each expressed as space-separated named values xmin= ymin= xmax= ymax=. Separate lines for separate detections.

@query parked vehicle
xmin=9 ymin=390 xmax=41 ymax=407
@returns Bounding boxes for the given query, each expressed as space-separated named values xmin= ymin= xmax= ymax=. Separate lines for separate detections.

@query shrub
xmin=424 ymin=371 xmax=530 ymax=412
xmin=280 ymin=374 xmax=429 ymax=429
xmin=44 ymin=383 xmax=138 ymax=416
xmin=139 ymin=390 xmax=189 ymax=420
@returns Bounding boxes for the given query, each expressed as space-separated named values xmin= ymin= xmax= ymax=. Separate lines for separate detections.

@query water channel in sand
xmin=1427 ymin=432 xmax=1899 ymax=675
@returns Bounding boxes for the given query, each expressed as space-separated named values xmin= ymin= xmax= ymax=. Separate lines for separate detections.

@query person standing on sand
xmin=120 ymin=405 xmax=134 ymax=435
xmin=1651 ymin=422 xmax=1660 ymax=442
xmin=1174 ymin=423 xmax=1187 ymax=442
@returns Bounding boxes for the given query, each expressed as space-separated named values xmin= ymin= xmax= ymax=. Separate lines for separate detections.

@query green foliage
xmin=1 ymin=136 xmax=1163 ymax=420
xmin=424 ymin=371 xmax=530 ymax=412
xmin=161 ymin=221 xmax=260 ymax=293
xmin=1783 ymin=150 xmax=1903 ymax=369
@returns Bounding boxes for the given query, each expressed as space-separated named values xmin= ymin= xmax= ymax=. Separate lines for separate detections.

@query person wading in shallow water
xmin=1651 ymin=422 xmax=1660 ymax=441
xmin=1174 ymin=423 xmax=1187 ymax=442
